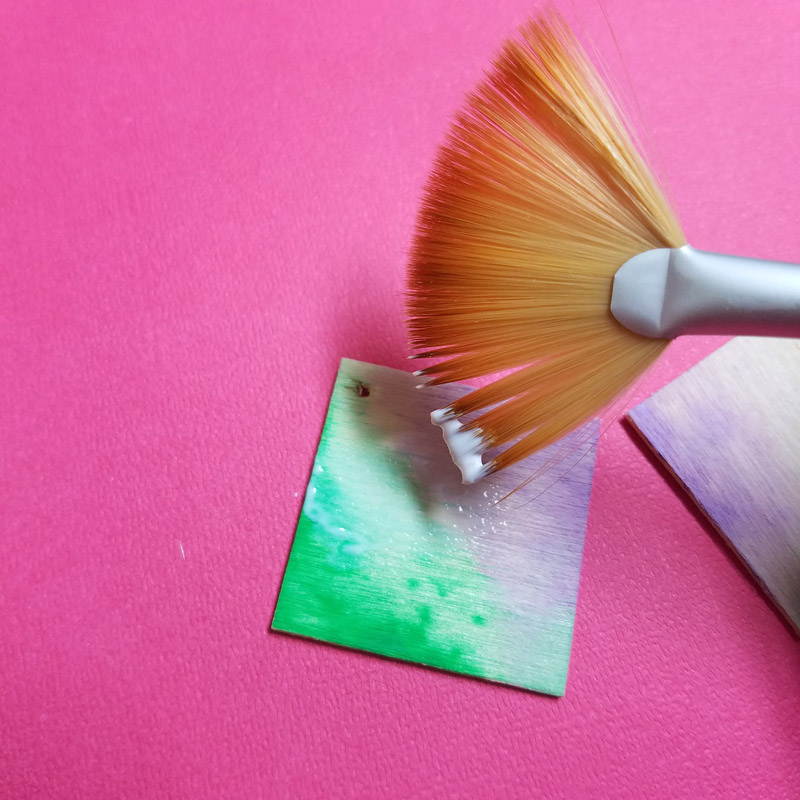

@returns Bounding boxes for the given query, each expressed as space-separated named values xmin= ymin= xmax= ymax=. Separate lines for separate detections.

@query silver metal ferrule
xmin=610 ymin=245 xmax=800 ymax=339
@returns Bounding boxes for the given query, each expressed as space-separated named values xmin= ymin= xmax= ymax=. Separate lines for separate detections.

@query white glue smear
xmin=430 ymin=408 xmax=490 ymax=484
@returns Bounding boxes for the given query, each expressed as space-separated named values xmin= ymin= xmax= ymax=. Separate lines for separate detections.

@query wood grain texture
xmin=628 ymin=337 xmax=800 ymax=633
xmin=273 ymin=358 xmax=600 ymax=696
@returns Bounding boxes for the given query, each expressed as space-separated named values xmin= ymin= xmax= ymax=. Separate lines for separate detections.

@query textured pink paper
xmin=2 ymin=1 xmax=798 ymax=798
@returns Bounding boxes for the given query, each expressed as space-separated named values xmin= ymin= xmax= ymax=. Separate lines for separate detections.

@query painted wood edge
xmin=625 ymin=412 xmax=800 ymax=638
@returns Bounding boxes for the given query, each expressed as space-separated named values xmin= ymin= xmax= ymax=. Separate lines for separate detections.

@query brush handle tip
xmin=611 ymin=245 xmax=800 ymax=339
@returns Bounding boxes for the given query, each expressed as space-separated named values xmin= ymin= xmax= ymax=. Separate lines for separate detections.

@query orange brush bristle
xmin=407 ymin=10 xmax=685 ymax=478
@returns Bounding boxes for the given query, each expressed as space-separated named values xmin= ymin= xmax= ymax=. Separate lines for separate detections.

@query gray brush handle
xmin=610 ymin=245 xmax=800 ymax=339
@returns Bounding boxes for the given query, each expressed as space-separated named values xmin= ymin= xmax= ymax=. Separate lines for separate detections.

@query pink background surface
xmin=2 ymin=1 xmax=798 ymax=797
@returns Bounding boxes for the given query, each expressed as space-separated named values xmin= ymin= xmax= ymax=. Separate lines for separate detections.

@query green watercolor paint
xmin=272 ymin=359 xmax=599 ymax=696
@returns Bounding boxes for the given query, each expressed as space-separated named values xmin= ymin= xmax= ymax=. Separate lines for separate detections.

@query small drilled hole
xmin=352 ymin=381 xmax=371 ymax=398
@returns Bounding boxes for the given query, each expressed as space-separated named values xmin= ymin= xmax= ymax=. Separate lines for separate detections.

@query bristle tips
xmin=431 ymin=408 xmax=489 ymax=484
xmin=431 ymin=407 xmax=455 ymax=423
